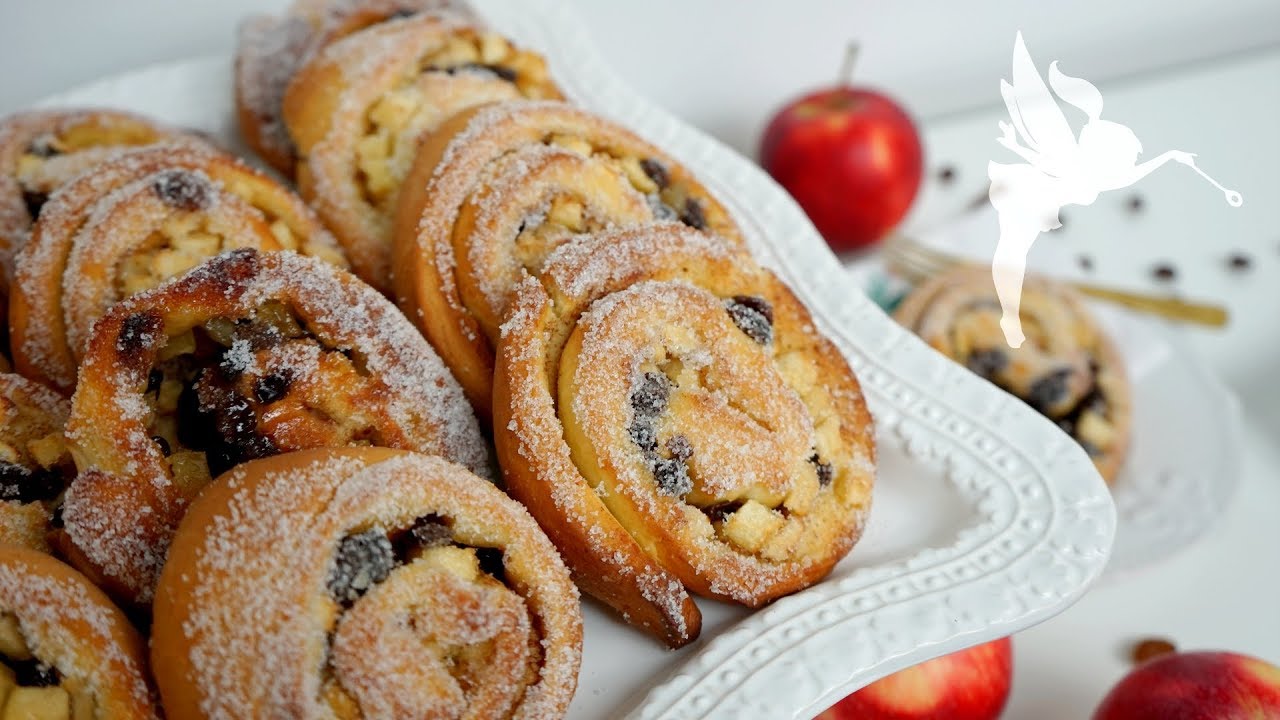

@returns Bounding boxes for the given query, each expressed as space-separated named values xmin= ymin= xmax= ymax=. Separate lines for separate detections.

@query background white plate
xmin=30 ymin=1 xmax=1116 ymax=717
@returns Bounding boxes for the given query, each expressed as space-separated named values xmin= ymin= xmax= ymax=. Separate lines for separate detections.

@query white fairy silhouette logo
xmin=989 ymin=31 xmax=1242 ymax=348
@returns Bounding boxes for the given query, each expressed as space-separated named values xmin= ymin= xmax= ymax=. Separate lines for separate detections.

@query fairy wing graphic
xmin=1000 ymin=31 xmax=1078 ymax=177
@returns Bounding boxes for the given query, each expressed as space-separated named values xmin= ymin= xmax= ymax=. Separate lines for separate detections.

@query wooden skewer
xmin=882 ymin=234 xmax=1229 ymax=327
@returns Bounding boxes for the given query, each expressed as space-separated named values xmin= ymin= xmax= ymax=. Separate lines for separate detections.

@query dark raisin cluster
xmin=627 ymin=372 xmax=694 ymax=497
xmin=0 ymin=462 xmax=65 ymax=504
xmin=725 ymin=295 xmax=773 ymax=345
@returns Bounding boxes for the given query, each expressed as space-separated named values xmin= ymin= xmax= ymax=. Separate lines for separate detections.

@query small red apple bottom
xmin=815 ymin=637 xmax=1013 ymax=720
xmin=1093 ymin=651 xmax=1280 ymax=720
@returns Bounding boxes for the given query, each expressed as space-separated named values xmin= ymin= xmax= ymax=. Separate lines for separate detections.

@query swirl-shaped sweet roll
xmin=0 ymin=109 xmax=181 ymax=271
xmin=236 ymin=0 xmax=478 ymax=174
xmin=0 ymin=545 xmax=159 ymax=719
xmin=10 ymin=144 xmax=347 ymax=393
xmin=894 ymin=266 xmax=1131 ymax=482
xmin=394 ymin=100 xmax=745 ymax=417
xmin=284 ymin=12 xmax=562 ymax=290
xmin=59 ymin=249 xmax=488 ymax=605
xmin=0 ymin=374 xmax=72 ymax=554
xmin=494 ymin=225 xmax=875 ymax=647
xmin=152 ymin=447 xmax=581 ymax=720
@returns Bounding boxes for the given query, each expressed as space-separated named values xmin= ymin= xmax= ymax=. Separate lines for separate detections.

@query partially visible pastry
xmin=394 ymin=100 xmax=746 ymax=417
xmin=60 ymin=249 xmax=488 ymax=605
xmin=284 ymin=12 xmax=562 ymax=290
xmin=494 ymin=224 xmax=875 ymax=647
xmin=0 ymin=544 xmax=159 ymax=719
xmin=9 ymin=143 xmax=346 ymax=393
xmin=0 ymin=109 xmax=180 ymax=271
xmin=0 ymin=110 xmax=184 ymax=359
xmin=894 ymin=266 xmax=1131 ymax=483
xmin=0 ymin=373 xmax=72 ymax=554
xmin=152 ymin=447 xmax=580 ymax=720
xmin=235 ymin=0 xmax=478 ymax=174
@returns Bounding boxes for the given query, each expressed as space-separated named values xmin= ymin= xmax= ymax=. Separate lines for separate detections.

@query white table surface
xmin=2 ymin=2 xmax=1278 ymax=718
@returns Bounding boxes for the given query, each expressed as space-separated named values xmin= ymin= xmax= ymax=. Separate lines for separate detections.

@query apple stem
xmin=838 ymin=42 xmax=859 ymax=87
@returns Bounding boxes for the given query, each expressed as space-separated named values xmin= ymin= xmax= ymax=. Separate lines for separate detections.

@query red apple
xmin=1093 ymin=651 xmax=1280 ymax=720
xmin=817 ymin=637 xmax=1013 ymax=720
xmin=760 ymin=48 xmax=923 ymax=253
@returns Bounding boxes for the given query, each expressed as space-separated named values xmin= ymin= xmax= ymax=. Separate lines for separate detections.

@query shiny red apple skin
xmin=760 ymin=86 xmax=923 ymax=253
xmin=1093 ymin=651 xmax=1280 ymax=720
xmin=816 ymin=637 xmax=1013 ymax=720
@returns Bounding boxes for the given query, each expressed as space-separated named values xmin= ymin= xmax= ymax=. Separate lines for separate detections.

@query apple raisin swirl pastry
xmin=0 ymin=545 xmax=159 ymax=719
xmin=0 ymin=109 xmax=181 ymax=270
xmin=283 ymin=12 xmax=562 ymax=290
xmin=58 ymin=249 xmax=487 ymax=605
xmin=494 ymin=225 xmax=875 ymax=647
xmin=236 ymin=0 xmax=478 ymax=174
xmin=9 ymin=144 xmax=347 ymax=393
xmin=0 ymin=373 xmax=73 ymax=554
xmin=394 ymin=100 xmax=745 ymax=416
xmin=894 ymin=266 xmax=1131 ymax=483
xmin=152 ymin=448 xmax=581 ymax=720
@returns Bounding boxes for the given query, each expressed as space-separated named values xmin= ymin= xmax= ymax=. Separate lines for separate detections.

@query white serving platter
xmin=31 ymin=1 xmax=1116 ymax=717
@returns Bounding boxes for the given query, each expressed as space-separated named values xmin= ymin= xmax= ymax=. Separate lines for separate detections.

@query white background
xmin=2 ymin=1 xmax=1278 ymax=718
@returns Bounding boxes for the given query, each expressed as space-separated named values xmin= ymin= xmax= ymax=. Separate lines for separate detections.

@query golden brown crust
xmin=894 ymin=265 xmax=1131 ymax=483
xmin=0 ymin=545 xmax=160 ymax=719
xmin=0 ymin=373 xmax=72 ymax=554
xmin=235 ymin=0 xmax=479 ymax=173
xmin=393 ymin=100 xmax=746 ymax=420
xmin=9 ymin=143 xmax=347 ymax=393
xmin=283 ymin=12 xmax=562 ymax=291
xmin=493 ymin=225 xmax=874 ymax=647
xmin=61 ymin=249 xmax=488 ymax=606
xmin=152 ymin=447 xmax=581 ymax=720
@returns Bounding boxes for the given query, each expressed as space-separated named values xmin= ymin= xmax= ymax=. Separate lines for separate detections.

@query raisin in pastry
xmin=0 ymin=374 xmax=73 ymax=555
xmin=393 ymin=100 xmax=746 ymax=418
xmin=152 ymin=448 xmax=580 ymax=720
xmin=893 ymin=265 xmax=1131 ymax=483
xmin=0 ymin=545 xmax=159 ymax=719
xmin=283 ymin=12 xmax=562 ymax=291
xmin=58 ymin=249 xmax=487 ymax=606
xmin=10 ymin=144 xmax=347 ymax=393
xmin=236 ymin=0 xmax=479 ymax=174
xmin=494 ymin=224 xmax=874 ymax=647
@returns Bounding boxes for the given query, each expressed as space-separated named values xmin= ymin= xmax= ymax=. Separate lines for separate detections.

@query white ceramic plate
xmin=850 ymin=206 xmax=1242 ymax=578
xmin=31 ymin=1 xmax=1116 ymax=717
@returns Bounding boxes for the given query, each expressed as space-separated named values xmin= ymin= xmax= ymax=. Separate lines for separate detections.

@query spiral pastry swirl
xmin=10 ymin=144 xmax=347 ymax=393
xmin=152 ymin=447 xmax=581 ymax=720
xmin=494 ymin=225 xmax=875 ymax=647
xmin=0 ymin=545 xmax=159 ymax=719
xmin=393 ymin=100 xmax=745 ymax=417
xmin=0 ymin=109 xmax=181 ymax=275
xmin=894 ymin=266 xmax=1131 ymax=482
xmin=235 ymin=0 xmax=479 ymax=173
xmin=284 ymin=12 xmax=561 ymax=290
xmin=60 ymin=249 xmax=487 ymax=605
